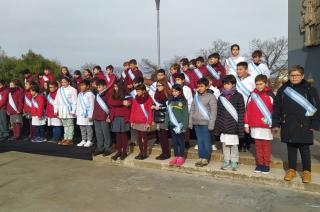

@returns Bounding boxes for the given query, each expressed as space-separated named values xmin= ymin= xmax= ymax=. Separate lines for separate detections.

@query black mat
xmin=0 ymin=140 xmax=93 ymax=160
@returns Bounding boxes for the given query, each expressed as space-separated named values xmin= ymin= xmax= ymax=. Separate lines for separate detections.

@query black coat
xmin=272 ymin=80 xmax=320 ymax=145
xmin=214 ymin=91 xmax=245 ymax=137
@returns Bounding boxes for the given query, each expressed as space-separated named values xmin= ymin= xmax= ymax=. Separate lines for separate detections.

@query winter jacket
xmin=164 ymin=96 xmax=189 ymax=130
xmin=130 ymin=94 xmax=153 ymax=125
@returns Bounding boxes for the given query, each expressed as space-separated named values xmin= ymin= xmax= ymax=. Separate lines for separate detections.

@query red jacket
xmin=124 ymin=68 xmax=143 ymax=87
xmin=108 ymin=97 xmax=132 ymax=123
xmin=105 ymin=74 xmax=117 ymax=93
xmin=7 ymin=88 xmax=24 ymax=115
xmin=0 ymin=87 xmax=9 ymax=110
xmin=46 ymin=91 xmax=58 ymax=118
xmin=94 ymin=71 xmax=107 ymax=81
xmin=39 ymin=74 xmax=55 ymax=89
xmin=25 ymin=74 xmax=34 ymax=83
xmin=244 ymin=87 xmax=274 ymax=128
xmin=92 ymin=89 xmax=110 ymax=121
xmin=196 ymin=66 xmax=209 ymax=79
xmin=31 ymin=95 xmax=46 ymax=117
xmin=23 ymin=90 xmax=33 ymax=113
xmin=183 ymin=69 xmax=198 ymax=90
xmin=130 ymin=95 xmax=153 ymax=125
xmin=73 ymin=77 xmax=83 ymax=92
xmin=208 ymin=63 xmax=226 ymax=88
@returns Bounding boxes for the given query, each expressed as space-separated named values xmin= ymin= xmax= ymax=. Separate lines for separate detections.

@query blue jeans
xmin=35 ymin=125 xmax=45 ymax=138
xmin=52 ymin=126 xmax=62 ymax=141
xmin=194 ymin=125 xmax=212 ymax=160
xmin=170 ymin=128 xmax=185 ymax=157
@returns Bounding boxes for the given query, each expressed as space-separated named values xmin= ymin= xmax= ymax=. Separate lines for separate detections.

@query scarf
xmin=221 ymin=86 xmax=237 ymax=96
xmin=135 ymin=93 xmax=149 ymax=104
xmin=154 ymin=90 xmax=168 ymax=103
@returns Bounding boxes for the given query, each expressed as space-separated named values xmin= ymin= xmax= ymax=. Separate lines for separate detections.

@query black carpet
xmin=0 ymin=140 xmax=93 ymax=160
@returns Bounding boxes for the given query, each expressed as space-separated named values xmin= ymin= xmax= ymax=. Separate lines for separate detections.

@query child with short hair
xmin=272 ymin=65 xmax=320 ymax=183
xmin=124 ymin=59 xmax=143 ymax=92
xmin=194 ymin=56 xmax=209 ymax=80
xmin=149 ymin=69 xmax=171 ymax=104
xmin=76 ymin=79 xmax=95 ymax=148
xmin=40 ymin=67 xmax=55 ymax=89
xmin=7 ymin=80 xmax=24 ymax=141
xmin=0 ymin=80 xmax=9 ymax=141
xmin=214 ymin=75 xmax=245 ymax=171
xmin=23 ymin=80 xmax=36 ymax=141
xmin=181 ymin=60 xmax=197 ymax=91
xmin=46 ymin=81 xmax=62 ymax=143
xmin=22 ymin=69 xmax=34 ymax=84
xmin=105 ymin=65 xmax=117 ymax=93
xmin=130 ymin=84 xmax=153 ymax=160
xmin=169 ymin=63 xmax=180 ymax=85
xmin=93 ymin=66 xmax=106 ymax=81
xmin=54 ymin=77 xmax=78 ymax=146
xmin=73 ymin=70 xmax=83 ymax=92
xmin=248 ymin=50 xmax=270 ymax=79
xmin=165 ymin=84 xmax=189 ymax=166
xmin=30 ymin=84 xmax=47 ymax=142
xmin=207 ymin=53 xmax=226 ymax=88
xmin=189 ymin=78 xmax=217 ymax=167
xmin=225 ymin=44 xmax=246 ymax=76
xmin=245 ymin=74 xmax=274 ymax=174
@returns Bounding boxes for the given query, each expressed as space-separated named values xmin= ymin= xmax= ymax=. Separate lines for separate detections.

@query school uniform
xmin=94 ymin=71 xmax=107 ymax=81
xmin=31 ymin=94 xmax=46 ymax=139
xmin=105 ymin=73 xmax=117 ymax=93
xmin=182 ymin=69 xmax=197 ymax=91
xmin=123 ymin=68 xmax=143 ymax=89
xmin=39 ymin=73 xmax=55 ymax=89
xmin=92 ymin=89 xmax=112 ymax=153
xmin=54 ymin=85 xmax=77 ymax=140
xmin=225 ymin=56 xmax=246 ymax=76
xmin=46 ymin=91 xmax=62 ymax=141
xmin=193 ymin=66 xmax=209 ymax=81
xmin=207 ymin=62 xmax=226 ymax=88
xmin=24 ymin=74 xmax=34 ymax=84
xmin=73 ymin=77 xmax=83 ymax=92
xmin=0 ymin=87 xmax=9 ymax=140
xmin=248 ymin=62 xmax=270 ymax=79
xmin=189 ymin=92 xmax=217 ymax=160
xmin=22 ymin=89 xmax=35 ymax=139
xmin=182 ymin=85 xmax=193 ymax=111
xmin=148 ymin=81 xmax=172 ymax=105
xmin=76 ymin=90 xmax=95 ymax=142
xmin=7 ymin=87 xmax=24 ymax=139
xmin=273 ymin=80 xmax=320 ymax=172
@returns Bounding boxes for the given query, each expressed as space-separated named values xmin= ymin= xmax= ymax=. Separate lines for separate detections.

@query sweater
xmin=92 ymin=89 xmax=110 ymax=121
xmin=108 ymin=96 xmax=132 ymax=123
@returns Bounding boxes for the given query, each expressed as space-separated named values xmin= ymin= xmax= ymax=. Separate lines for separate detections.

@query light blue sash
xmin=206 ymin=65 xmax=221 ymax=80
xmin=228 ymin=58 xmax=237 ymax=73
xmin=79 ymin=92 xmax=90 ymax=118
xmin=236 ymin=77 xmax=251 ymax=98
xmin=32 ymin=97 xmax=39 ymax=109
xmin=250 ymin=93 xmax=272 ymax=125
xmin=128 ymin=69 xmax=135 ymax=81
xmin=105 ymin=73 xmax=110 ymax=82
xmin=0 ymin=94 xmax=2 ymax=101
xmin=194 ymin=92 xmax=210 ymax=121
xmin=59 ymin=87 xmax=72 ymax=112
xmin=219 ymin=96 xmax=238 ymax=122
xmin=25 ymin=95 xmax=32 ymax=108
xmin=47 ymin=94 xmax=55 ymax=106
xmin=130 ymin=90 xmax=136 ymax=98
xmin=284 ymin=86 xmax=317 ymax=117
xmin=140 ymin=104 xmax=149 ymax=120
xmin=122 ymin=71 xmax=126 ymax=79
xmin=170 ymin=75 xmax=175 ymax=84
xmin=96 ymin=90 xmax=109 ymax=114
xmin=250 ymin=62 xmax=263 ymax=75
xmin=194 ymin=68 xmax=203 ymax=79
xmin=167 ymin=103 xmax=183 ymax=134
xmin=149 ymin=83 xmax=156 ymax=93
xmin=8 ymin=93 xmax=18 ymax=113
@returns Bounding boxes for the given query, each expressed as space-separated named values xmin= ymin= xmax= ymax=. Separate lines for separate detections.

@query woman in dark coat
xmin=272 ymin=65 xmax=320 ymax=183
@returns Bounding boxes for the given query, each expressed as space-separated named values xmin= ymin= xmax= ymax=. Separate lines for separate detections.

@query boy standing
xmin=248 ymin=50 xmax=270 ymax=79
xmin=207 ymin=53 xmax=226 ymax=88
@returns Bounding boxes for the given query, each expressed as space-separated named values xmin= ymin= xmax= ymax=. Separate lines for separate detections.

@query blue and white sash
xmin=219 ymin=96 xmax=238 ymax=122
xmin=121 ymin=71 xmax=126 ymax=79
xmin=25 ymin=95 xmax=32 ymax=108
xmin=140 ymin=104 xmax=149 ymax=120
xmin=59 ymin=87 xmax=72 ymax=112
xmin=170 ymin=75 xmax=175 ymax=84
xmin=206 ymin=65 xmax=221 ymax=80
xmin=167 ymin=103 xmax=183 ymax=134
xmin=236 ymin=77 xmax=251 ymax=98
xmin=228 ymin=58 xmax=237 ymax=73
xmin=194 ymin=68 xmax=203 ymax=79
xmin=149 ymin=83 xmax=156 ymax=93
xmin=128 ymin=69 xmax=135 ymax=81
xmin=0 ymin=94 xmax=2 ymax=101
xmin=194 ymin=92 xmax=210 ymax=121
xmin=8 ymin=93 xmax=18 ymax=113
xmin=32 ymin=97 xmax=39 ymax=109
xmin=130 ymin=90 xmax=136 ymax=98
xmin=105 ymin=73 xmax=110 ymax=82
xmin=47 ymin=94 xmax=55 ymax=106
xmin=250 ymin=93 xmax=272 ymax=125
xmin=43 ymin=75 xmax=49 ymax=81
xmin=284 ymin=86 xmax=317 ymax=117
xmin=96 ymin=90 xmax=109 ymax=114
xmin=183 ymin=72 xmax=191 ymax=83
xmin=79 ymin=92 xmax=90 ymax=118
xmin=250 ymin=62 xmax=263 ymax=75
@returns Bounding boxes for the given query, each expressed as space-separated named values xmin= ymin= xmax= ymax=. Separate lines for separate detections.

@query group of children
xmin=0 ymin=44 xmax=319 ymax=184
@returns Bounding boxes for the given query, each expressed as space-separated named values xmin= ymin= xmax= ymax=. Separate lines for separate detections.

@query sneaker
xmin=175 ymin=157 xmax=185 ymax=167
xmin=111 ymin=152 xmax=121 ymax=161
xmin=284 ymin=169 xmax=296 ymax=181
xmin=302 ymin=171 xmax=311 ymax=183
xmin=102 ymin=150 xmax=112 ymax=157
xmin=195 ymin=159 xmax=203 ymax=167
xmin=84 ymin=140 xmax=93 ymax=147
xmin=261 ymin=166 xmax=270 ymax=175
xmin=77 ymin=140 xmax=87 ymax=147
xmin=155 ymin=154 xmax=170 ymax=160
xmin=220 ymin=161 xmax=230 ymax=170
xmin=47 ymin=138 xmax=59 ymax=143
xmin=58 ymin=139 xmax=66 ymax=145
xmin=31 ymin=137 xmax=40 ymax=142
xmin=200 ymin=159 xmax=209 ymax=167
xmin=38 ymin=137 xmax=47 ymax=142
xmin=92 ymin=150 xmax=103 ymax=156
xmin=212 ymin=145 xmax=217 ymax=151
xmin=231 ymin=161 xmax=238 ymax=171
xmin=120 ymin=153 xmax=128 ymax=160
xmin=61 ymin=140 xmax=73 ymax=146
xmin=134 ymin=154 xmax=143 ymax=160
xmin=169 ymin=157 xmax=178 ymax=166
xmin=254 ymin=165 xmax=262 ymax=173
xmin=194 ymin=145 xmax=198 ymax=150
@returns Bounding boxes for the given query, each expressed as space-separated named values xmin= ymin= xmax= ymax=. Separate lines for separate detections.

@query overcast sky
xmin=0 ymin=0 xmax=288 ymax=69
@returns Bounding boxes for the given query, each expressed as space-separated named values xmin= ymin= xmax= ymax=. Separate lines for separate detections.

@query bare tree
xmin=249 ymin=37 xmax=288 ymax=76
xmin=139 ymin=58 xmax=158 ymax=79
xmin=163 ymin=55 xmax=185 ymax=71
xmin=199 ymin=39 xmax=231 ymax=62
xmin=81 ymin=62 xmax=99 ymax=71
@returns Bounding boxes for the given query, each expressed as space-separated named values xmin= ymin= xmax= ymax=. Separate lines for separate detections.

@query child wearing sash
xmin=93 ymin=66 xmax=107 ymax=81
xmin=207 ymin=53 xmax=226 ymax=88
xmin=30 ymin=84 xmax=47 ymax=142
xmin=54 ymin=77 xmax=78 ymax=146
xmin=7 ymin=80 xmax=24 ymax=141
xmin=22 ymin=80 xmax=36 ymax=141
xmin=195 ymin=56 xmax=209 ymax=80
xmin=0 ymin=80 xmax=9 ymax=141
xmin=149 ymin=69 xmax=172 ymax=103
xmin=130 ymin=84 xmax=153 ymax=160
xmin=181 ymin=60 xmax=197 ymax=91
xmin=214 ymin=75 xmax=245 ymax=171
xmin=92 ymin=79 xmax=113 ymax=156
xmin=22 ymin=68 xmax=35 ymax=84
xmin=272 ymin=65 xmax=320 ymax=183
xmin=39 ymin=67 xmax=55 ymax=89
xmin=124 ymin=59 xmax=143 ymax=92
xmin=73 ymin=70 xmax=83 ymax=92
xmin=152 ymin=79 xmax=171 ymax=160
xmin=82 ymin=68 xmax=93 ymax=81
xmin=105 ymin=65 xmax=117 ymax=93
xmin=165 ymin=84 xmax=189 ymax=167
xmin=236 ymin=62 xmax=255 ymax=152
xmin=76 ymin=79 xmax=95 ymax=148
xmin=225 ymin=44 xmax=246 ymax=76
xmin=169 ymin=64 xmax=181 ymax=85
xmin=109 ymin=80 xmax=132 ymax=160
xmin=46 ymin=81 xmax=62 ymax=143
xmin=189 ymin=78 xmax=217 ymax=167
xmin=244 ymin=75 xmax=274 ymax=174
xmin=248 ymin=50 xmax=270 ymax=79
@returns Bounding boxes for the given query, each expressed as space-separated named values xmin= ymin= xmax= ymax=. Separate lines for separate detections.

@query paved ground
xmin=0 ymin=152 xmax=319 ymax=212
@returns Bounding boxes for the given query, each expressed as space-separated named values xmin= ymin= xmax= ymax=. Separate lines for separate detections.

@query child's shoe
xmin=200 ymin=159 xmax=209 ymax=167
xmin=84 ymin=140 xmax=93 ymax=147
xmin=175 ymin=157 xmax=185 ymax=167
xmin=169 ymin=157 xmax=178 ymax=166
xmin=31 ymin=137 xmax=39 ymax=142
xmin=302 ymin=171 xmax=311 ymax=183
xmin=194 ymin=145 xmax=198 ymax=150
xmin=111 ymin=152 xmax=121 ymax=161
xmin=61 ymin=139 xmax=73 ymax=146
xmin=77 ymin=140 xmax=87 ymax=147
xmin=120 ymin=153 xmax=128 ymax=160
xmin=220 ymin=161 xmax=230 ymax=170
xmin=195 ymin=159 xmax=203 ymax=167
xmin=212 ymin=145 xmax=217 ymax=151
xmin=38 ymin=137 xmax=47 ymax=142
xmin=58 ymin=139 xmax=66 ymax=145
xmin=284 ymin=169 xmax=296 ymax=181
xmin=261 ymin=166 xmax=270 ymax=175
xmin=254 ymin=165 xmax=262 ymax=173
xmin=231 ymin=161 xmax=238 ymax=171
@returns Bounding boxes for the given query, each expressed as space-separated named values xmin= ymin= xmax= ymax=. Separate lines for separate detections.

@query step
xmin=94 ymin=153 xmax=320 ymax=194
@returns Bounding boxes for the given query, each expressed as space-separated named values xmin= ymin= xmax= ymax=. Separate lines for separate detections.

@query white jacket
xmin=225 ymin=56 xmax=246 ymax=76
xmin=183 ymin=85 xmax=193 ymax=111
xmin=76 ymin=91 xmax=95 ymax=125
xmin=236 ymin=75 xmax=255 ymax=106
xmin=54 ymin=85 xmax=78 ymax=119
xmin=248 ymin=62 xmax=270 ymax=79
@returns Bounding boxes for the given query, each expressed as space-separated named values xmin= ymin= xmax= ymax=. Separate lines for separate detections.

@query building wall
xmin=289 ymin=0 xmax=320 ymax=88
